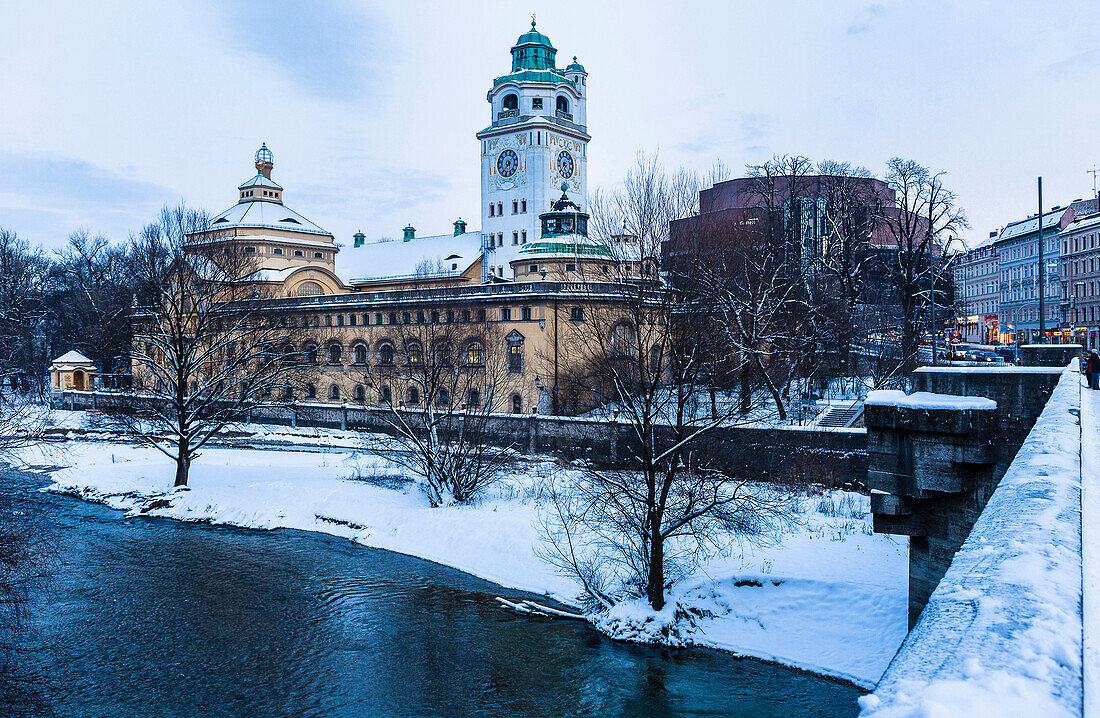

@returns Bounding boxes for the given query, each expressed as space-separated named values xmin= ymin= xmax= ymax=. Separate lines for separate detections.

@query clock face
xmin=556 ymin=151 xmax=575 ymax=179
xmin=497 ymin=149 xmax=519 ymax=178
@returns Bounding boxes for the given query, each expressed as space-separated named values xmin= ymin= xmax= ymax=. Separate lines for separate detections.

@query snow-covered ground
xmin=12 ymin=414 xmax=907 ymax=688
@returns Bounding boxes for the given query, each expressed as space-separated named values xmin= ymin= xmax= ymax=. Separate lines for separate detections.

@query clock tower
xmin=477 ymin=19 xmax=589 ymax=281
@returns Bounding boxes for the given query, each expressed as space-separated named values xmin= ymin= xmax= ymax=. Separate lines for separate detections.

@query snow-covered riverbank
xmin=13 ymin=421 xmax=907 ymax=688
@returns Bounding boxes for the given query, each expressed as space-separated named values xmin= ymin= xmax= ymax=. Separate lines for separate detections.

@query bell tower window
xmin=503 ymin=94 xmax=518 ymax=110
xmin=556 ymin=96 xmax=570 ymax=114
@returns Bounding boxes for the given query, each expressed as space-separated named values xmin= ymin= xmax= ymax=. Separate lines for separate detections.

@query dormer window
xmin=214 ymin=218 xmax=229 ymax=224
xmin=280 ymin=217 xmax=300 ymax=224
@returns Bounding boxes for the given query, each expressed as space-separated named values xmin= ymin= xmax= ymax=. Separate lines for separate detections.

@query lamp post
xmin=1038 ymin=177 xmax=1046 ymax=344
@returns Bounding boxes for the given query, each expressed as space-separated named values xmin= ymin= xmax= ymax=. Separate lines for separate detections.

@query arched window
xmin=378 ymin=342 xmax=395 ymax=365
xmin=502 ymin=93 xmax=518 ymax=110
xmin=467 ymin=387 xmax=481 ymax=408
xmin=279 ymin=343 xmax=295 ymax=363
xmin=406 ymin=386 xmax=420 ymax=405
xmin=353 ymin=344 xmax=368 ymax=365
xmin=556 ymin=96 xmax=570 ymax=114
xmin=283 ymin=386 xmax=294 ymax=400
xmin=379 ymin=385 xmax=392 ymax=404
xmin=296 ymin=281 xmax=323 ymax=297
xmin=511 ymin=394 xmax=523 ymax=413
xmin=329 ymin=384 xmax=340 ymax=400
xmin=327 ymin=343 xmax=342 ymax=364
xmin=306 ymin=383 xmax=317 ymax=399
xmin=465 ymin=341 xmax=484 ymax=366
xmin=406 ymin=342 xmax=423 ymax=366
xmin=304 ymin=343 xmax=318 ymax=365
xmin=354 ymin=385 xmax=366 ymax=402
xmin=437 ymin=387 xmax=450 ymax=406
xmin=610 ymin=322 xmax=637 ymax=358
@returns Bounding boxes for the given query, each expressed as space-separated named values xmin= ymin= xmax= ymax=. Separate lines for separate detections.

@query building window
xmin=497 ymin=202 xmax=503 ymax=215
xmin=245 ymin=246 xmax=257 ymax=254
xmin=378 ymin=343 xmax=395 ymax=365
xmin=521 ymin=199 xmax=527 ymax=213
xmin=478 ymin=308 xmax=486 ymax=322
xmin=389 ymin=312 xmax=398 ymax=325
xmin=511 ymin=394 xmax=523 ymax=413
xmin=314 ymin=252 xmax=323 ymax=259
xmin=570 ymin=307 xmax=584 ymax=322
xmin=406 ymin=386 xmax=420 ymax=406
xmin=436 ymin=342 xmax=453 ymax=366
xmin=467 ymin=388 xmax=481 ymax=408
xmin=329 ymin=384 xmax=340 ymax=400
xmin=508 ymin=337 xmax=524 ymax=373
xmin=446 ymin=310 xmax=455 ymax=323
xmin=532 ymin=98 xmax=543 ymax=110
xmin=466 ymin=342 xmax=484 ymax=366
xmin=417 ymin=310 xmax=426 ymax=324
xmin=294 ymin=250 xmax=304 ymax=257
xmin=306 ymin=383 xmax=317 ymax=399
xmin=337 ymin=315 xmax=344 ymax=327
xmin=565 ymin=263 xmax=576 ymax=272
xmin=327 ymin=343 xmax=342 ymax=364
xmin=349 ymin=314 xmax=357 ymax=326
xmin=529 ymin=264 xmax=539 ymax=274
xmin=513 ymin=231 xmax=519 ymax=245
xmin=325 ymin=315 xmax=333 ymax=327
xmin=354 ymin=345 xmax=367 ymax=364
xmin=431 ymin=310 xmax=440 ymax=323
xmin=502 ymin=93 xmax=518 ymax=110
xmin=380 ymin=385 xmax=391 ymax=404
xmin=521 ymin=307 xmax=531 ymax=321
xmin=512 ymin=200 xmax=518 ymax=214
xmin=501 ymin=307 xmax=511 ymax=321
xmin=490 ymin=204 xmax=495 ymax=217
xmin=437 ymin=387 xmax=450 ymax=406
xmin=521 ymin=230 xmax=527 ymax=244
xmin=407 ymin=342 xmax=423 ymax=366
xmin=273 ymin=248 xmax=283 ymax=255
xmin=354 ymin=385 xmax=365 ymax=403
xmin=402 ymin=311 xmax=411 ymax=324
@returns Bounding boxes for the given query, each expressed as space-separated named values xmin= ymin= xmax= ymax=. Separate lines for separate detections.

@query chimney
xmin=989 ymin=230 xmax=997 ymax=238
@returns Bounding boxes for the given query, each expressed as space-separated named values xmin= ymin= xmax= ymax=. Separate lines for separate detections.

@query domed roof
xmin=514 ymin=18 xmax=555 ymax=50
xmin=566 ymin=56 xmax=586 ymax=73
xmin=255 ymin=142 xmax=273 ymax=166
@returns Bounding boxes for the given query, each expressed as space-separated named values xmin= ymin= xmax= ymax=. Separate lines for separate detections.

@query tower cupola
xmin=511 ymin=17 xmax=557 ymax=71
xmin=255 ymin=142 xmax=274 ymax=179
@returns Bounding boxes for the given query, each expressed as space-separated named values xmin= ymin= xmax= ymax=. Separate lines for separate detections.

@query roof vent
xmin=280 ymin=217 xmax=300 ymax=224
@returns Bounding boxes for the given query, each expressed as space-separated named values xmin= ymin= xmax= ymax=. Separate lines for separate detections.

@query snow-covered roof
xmin=338 ymin=231 xmax=484 ymax=284
xmin=865 ymin=390 xmax=997 ymax=411
xmin=52 ymin=350 xmax=94 ymax=365
xmin=238 ymin=173 xmax=283 ymax=191
xmin=186 ymin=232 xmax=333 ymax=248
xmin=209 ymin=199 xmax=330 ymax=236
xmin=1061 ymin=211 xmax=1100 ymax=236
xmin=997 ymin=210 xmax=1064 ymax=242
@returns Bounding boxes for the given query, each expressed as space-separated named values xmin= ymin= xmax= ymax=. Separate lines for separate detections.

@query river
xmin=6 ymin=470 xmax=862 ymax=717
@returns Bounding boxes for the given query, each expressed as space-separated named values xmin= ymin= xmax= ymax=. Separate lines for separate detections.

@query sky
xmin=3 ymin=1 xmax=1100 ymax=253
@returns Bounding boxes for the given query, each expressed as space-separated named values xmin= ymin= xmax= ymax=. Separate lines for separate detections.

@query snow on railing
xmin=860 ymin=361 xmax=1084 ymax=717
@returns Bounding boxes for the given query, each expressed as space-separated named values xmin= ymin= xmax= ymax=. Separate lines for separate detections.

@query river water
xmin=7 ymin=471 xmax=862 ymax=717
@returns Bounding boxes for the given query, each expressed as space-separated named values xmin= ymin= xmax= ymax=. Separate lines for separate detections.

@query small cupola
xmin=540 ymin=183 xmax=589 ymax=238
xmin=511 ymin=17 xmax=557 ymax=71
xmin=403 ymin=224 xmax=416 ymax=242
xmin=255 ymin=142 xmax=274 ymax=179
xmin=453 ymin=217 xmax=468 ymax=236
xmin=238 ymin=143 xmax=283 ymax=203
xmin=353 ymin=230 xmax=366 ymax=248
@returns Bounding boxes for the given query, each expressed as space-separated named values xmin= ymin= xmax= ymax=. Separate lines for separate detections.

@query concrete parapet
xmin=1020 ymin=343 xmax=1082 ymax=367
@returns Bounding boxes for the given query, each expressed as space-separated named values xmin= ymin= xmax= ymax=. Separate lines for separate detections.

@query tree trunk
xmin=647 ymin=518 xmax=665 ymax=611
xmin=756 ymin=357 xmax=787 ymax=421
xmin=174 ymin=436 xmax=190 ymax=487
xmin=739 ymin=366 xmax=752 ymax=416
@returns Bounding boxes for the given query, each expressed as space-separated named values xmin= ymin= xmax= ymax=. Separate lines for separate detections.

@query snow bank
xmin=864 ymin=390 xmax=997 ymax=411
xmin=914 ymin=366 xmax=1063 ymax=375
xmin=860 ymin=361 xmax=1083 ymax=717
xmin=1082 ymin=380 xmax=1100 ymax=718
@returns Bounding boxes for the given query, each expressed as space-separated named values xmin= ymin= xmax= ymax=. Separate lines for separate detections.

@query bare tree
xmin=360 ymin=314 xmax=517 ymax=506
xmin=0 ymin=231 xmax=49 ymax=393
xmin=878 ymin=159 xmax=968 ymax=371
xmin=115 ymin=205 xmax=307 ymax=487
xmin=543 ymin=157 xmax=791 ymax=613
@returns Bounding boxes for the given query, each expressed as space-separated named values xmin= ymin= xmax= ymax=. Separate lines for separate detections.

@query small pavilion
xmin=49 ymin=351 xmax=98 ymax=392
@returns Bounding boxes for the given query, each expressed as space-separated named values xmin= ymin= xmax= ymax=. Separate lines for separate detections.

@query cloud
xmin=674 ymin=113 xmax=772 ymax=156
xmin=217 ymin=0 xmax=381 ymax=101
xmin=1045 ymin=48 xmax=1100 ymax=78
xmin=0 ymin=151 xmax=172 ymax=247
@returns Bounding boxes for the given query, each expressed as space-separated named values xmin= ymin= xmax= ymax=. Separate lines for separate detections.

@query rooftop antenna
xmin=1089 ymin=166 xmax=1100 ymax=209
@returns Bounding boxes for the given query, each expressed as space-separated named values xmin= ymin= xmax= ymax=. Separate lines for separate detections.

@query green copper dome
xmin=511 ymin=19 xmax=557 ymax=71
xmin=566 ymin=56 xmax=586 ymax=73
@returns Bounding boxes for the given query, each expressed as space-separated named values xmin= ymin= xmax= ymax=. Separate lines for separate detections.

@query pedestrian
xmin=1087 ymin=351 xmax=1100 ymax=390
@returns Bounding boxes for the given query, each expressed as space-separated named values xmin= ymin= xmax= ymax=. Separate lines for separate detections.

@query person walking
xmin=1087 ymin=351 xmax=1100 ymax=390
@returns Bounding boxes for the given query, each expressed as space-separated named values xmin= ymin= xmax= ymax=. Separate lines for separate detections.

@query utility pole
xmin=1038 ymin=177 xmax=1046 ymax=344
xmin=929 ymin=199 xmax=936 ymax=365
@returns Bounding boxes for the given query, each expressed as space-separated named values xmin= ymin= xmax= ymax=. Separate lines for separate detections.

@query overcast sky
xmin=3 ymin=1 xmax=1099 ymax=252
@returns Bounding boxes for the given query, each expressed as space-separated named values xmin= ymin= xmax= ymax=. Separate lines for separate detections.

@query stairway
xmin=816 ymin=403 xmax=862 ymax=428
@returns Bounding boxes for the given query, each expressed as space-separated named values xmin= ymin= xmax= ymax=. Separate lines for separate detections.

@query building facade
xmin=952 ymin=234 xmax=999 ymax=343
xmin=1059 ymin=211 xmax=1100 ymax=350
xmin=995 ymin=199 xmax=1096 ymax=344
xmin=138 ymin=22 xmax=645 ymax=416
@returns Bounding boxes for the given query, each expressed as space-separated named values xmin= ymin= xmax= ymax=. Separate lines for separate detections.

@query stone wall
xmin=56 ymin=391 xmax=867 ymax=487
